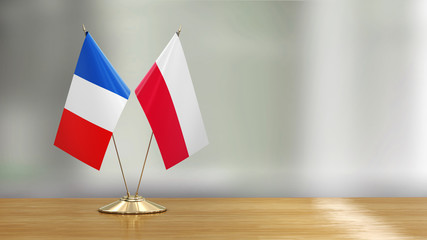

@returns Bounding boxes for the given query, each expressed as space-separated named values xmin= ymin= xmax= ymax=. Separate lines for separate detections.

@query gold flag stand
xmin=98 ymin=132 xmax=166 ymax=214
xmin=94 ymin=25 xmax=182 ymax=214
xmin=98 ymin=195 xmax=166 ymax=214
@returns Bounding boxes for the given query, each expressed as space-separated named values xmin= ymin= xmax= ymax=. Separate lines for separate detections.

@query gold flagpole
xmin=135 ymin=132 xmax=154 ymax=196
xmin=82 ymin=24 xmax=88 ymax=35
xmin=112 ymin=134 xmax=130 ymax=198
xmin=135 ymin=25 xmax=182 ymax=196
xmin=176 ymin=25 xmax=182 ymax=36
xmin=99 ymin=26 xmax=184 ymax=214
xmin=134 ymin=25 xmax=182 ymax=197
xmin=81 ymin=25 xmax=131 ymax=198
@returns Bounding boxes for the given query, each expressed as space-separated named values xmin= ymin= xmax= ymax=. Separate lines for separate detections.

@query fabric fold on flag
xmin=135 ymin=33 xmax=208 ymax=169
xmin=54 ymin=33 xmax=130 ymax=170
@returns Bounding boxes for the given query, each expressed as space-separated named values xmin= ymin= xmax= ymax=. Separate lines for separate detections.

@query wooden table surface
xmin=0 ymin=198 xmax=426 ymax=239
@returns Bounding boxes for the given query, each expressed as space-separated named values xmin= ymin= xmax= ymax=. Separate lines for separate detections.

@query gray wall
xmin=1 ymin=0 xmax=426 ymax=198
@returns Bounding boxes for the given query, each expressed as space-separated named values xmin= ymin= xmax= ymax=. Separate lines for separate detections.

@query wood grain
xmin=0 ymin=198 xmax=426 ymax=239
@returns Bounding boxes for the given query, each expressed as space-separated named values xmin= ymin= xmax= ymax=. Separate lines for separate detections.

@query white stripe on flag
xmin=156 ymin=34 xmax=209 ymax=156
xmin=64 ymin=74 xmax=128 ymax=132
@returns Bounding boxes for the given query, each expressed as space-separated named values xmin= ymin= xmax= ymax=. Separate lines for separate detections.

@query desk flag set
xmin=54 ymin=26 xmax=208 ymax=214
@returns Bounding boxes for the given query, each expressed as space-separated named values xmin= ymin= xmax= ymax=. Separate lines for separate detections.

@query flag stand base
xmin=98 ymin=195 xmax=167 ymax=214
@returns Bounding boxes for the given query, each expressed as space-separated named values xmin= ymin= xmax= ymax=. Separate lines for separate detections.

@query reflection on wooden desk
xmin=0 ymin=198 xmax=426 ymax=239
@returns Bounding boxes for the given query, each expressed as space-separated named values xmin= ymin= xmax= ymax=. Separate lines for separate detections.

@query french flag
xmin=135 ymin=33 xmax=208 ymax=169
xmin=54 ymin=32 xmax=130 ymax=170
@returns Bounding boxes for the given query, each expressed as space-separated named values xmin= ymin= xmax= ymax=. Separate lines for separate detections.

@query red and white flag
xmin=135 ymin=33 xmax=208 ymax=169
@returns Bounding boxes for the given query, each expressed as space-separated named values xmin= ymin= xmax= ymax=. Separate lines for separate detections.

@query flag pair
xmin=54 ymin=32 xmax=208 ymax=170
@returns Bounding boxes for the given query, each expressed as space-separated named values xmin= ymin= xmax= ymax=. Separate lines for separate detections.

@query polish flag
xmin=135 ymin=33 xmax=208 ymax=169
xmin=54 ymin=32 xmax=130 ymax=170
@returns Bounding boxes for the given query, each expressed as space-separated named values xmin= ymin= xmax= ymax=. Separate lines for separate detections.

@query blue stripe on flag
xmin=74 ymin=33 xmax=130 ymax=99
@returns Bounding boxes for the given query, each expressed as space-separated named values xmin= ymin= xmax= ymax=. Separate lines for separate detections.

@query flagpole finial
xmin=176 ymin=25 xmax=182 ymax=37
xmin=82 ymin=24 xmax=88 ymax=36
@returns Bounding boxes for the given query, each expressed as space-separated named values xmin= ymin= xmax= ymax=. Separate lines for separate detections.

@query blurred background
xmin=1 ymin=0 xmax=426 ymax=198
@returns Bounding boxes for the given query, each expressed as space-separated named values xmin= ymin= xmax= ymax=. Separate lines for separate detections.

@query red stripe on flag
xmin=135 ymin=63 xmax=189 ymax=169
xmin=54 ymin=109 xmax=112 ymax=170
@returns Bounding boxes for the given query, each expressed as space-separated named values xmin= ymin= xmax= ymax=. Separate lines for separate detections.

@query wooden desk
xmin=0 ymin=198 xmax=426 ymax=239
